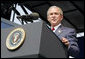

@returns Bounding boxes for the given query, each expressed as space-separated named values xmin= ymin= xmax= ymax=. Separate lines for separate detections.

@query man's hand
xmin=61 ymin=37 xmax=70 ymax=47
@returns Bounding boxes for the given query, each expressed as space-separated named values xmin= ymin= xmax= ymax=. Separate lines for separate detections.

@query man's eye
xmin=50 ymin=13 xmax=53 ymax=15
xmin=55 ymin=13 xmax=59 ymax=15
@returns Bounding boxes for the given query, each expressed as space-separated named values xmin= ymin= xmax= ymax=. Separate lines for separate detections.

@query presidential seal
xmin=6 ymin=28 xmax=26 ymax=50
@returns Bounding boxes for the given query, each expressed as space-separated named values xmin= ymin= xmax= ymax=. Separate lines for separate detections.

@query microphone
xmin=17 ymin=12 xmax=39 ymax=21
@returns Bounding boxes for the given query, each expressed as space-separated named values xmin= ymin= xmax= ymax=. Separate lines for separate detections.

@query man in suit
xmin=47 ymin=6 xmax=79 ymax=57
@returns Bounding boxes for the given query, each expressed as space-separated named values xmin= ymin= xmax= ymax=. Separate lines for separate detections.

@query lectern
xmin=1 ymin=20 xmax=68 ymax=58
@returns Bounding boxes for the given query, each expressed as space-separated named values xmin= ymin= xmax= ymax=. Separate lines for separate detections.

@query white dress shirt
xmin=51 ymin=23 xmax=61 ymax=32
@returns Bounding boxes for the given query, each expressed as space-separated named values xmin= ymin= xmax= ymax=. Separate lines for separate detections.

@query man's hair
xmin=47 ymin=6 xmax=63 ymax=16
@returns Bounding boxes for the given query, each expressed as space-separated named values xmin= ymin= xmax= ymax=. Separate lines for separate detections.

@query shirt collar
xmin=51 ymin=23 xmax=61 ymax=32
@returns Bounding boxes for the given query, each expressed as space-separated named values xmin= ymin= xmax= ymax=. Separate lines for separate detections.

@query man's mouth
xmin=52 ymin=19 xmax=57 ymax=21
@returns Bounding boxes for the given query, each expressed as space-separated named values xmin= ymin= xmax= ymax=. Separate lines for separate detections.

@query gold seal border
xmin=6 ymin=27 xmax=26 ymax=50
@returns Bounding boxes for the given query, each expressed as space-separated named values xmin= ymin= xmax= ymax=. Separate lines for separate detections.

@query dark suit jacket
xmin=54 ymin=25 xmax=79 ymax=57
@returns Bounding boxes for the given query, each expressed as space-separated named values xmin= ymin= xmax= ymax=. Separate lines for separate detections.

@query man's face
xmin=47 ymin=7 xmax=63 ymax=26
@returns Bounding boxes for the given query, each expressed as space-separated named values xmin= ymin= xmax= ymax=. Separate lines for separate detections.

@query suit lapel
xmin=55 ymin=25 xmax=63 ymax=36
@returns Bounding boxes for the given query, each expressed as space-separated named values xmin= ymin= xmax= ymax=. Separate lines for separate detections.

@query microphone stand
xmin=17 ymin=17 xmax=33 ymax=25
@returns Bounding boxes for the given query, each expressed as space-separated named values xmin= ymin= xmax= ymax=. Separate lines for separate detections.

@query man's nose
xmin=52 ymin=14 xmax=56 ymax=18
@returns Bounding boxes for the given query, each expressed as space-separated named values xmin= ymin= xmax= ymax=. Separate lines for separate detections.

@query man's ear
xmin=61 ymin=15 xmax=63 ymax=21
xmin=47 ymin=16 xmax=49 ymax=21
